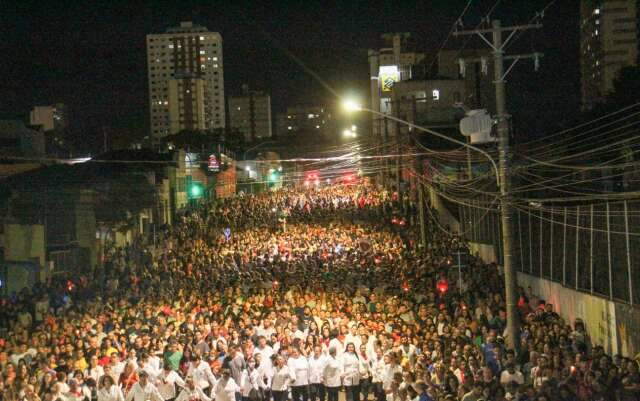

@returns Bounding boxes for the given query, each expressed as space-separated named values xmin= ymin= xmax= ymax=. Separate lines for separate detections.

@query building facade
xmin=581 ymin=0 xmax=638 ymax=109
xmin=276 ymin=105 xmax=334 ymax=138
xmin=29 ymin=104 xmax=67 ymax=132
xmin=228 ymin=85 xmax=272 ymax=142
xmin=147 ymin=21 xmax=225 ymax=138
xmin=0 ymin=120 xmax=45 ymax=157
xmin=390 ymin=80 xmax=466 ymax=125
xmin=368 ymin=33 xmax=426 ymax=141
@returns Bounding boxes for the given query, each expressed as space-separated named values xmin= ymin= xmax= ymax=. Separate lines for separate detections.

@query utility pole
xmin=410 ymin=95 xmax=427 ymax=249
xmin=454 ymin=19 xmax=543 ymax=352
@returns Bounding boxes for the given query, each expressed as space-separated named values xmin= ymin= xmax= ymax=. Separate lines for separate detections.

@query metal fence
xmin=458 ymin=198 xmax=640 ymax=306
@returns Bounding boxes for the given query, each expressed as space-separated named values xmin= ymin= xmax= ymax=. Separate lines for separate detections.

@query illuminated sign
xmin=379 ymin=65 xmax=399 ymax=92
xmin=208 ymin=154 xmax=220 ymax=172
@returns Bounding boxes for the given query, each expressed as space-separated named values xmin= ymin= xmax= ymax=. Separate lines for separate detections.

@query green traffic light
xmin=189 ymin=183 xmax=203 ymax=198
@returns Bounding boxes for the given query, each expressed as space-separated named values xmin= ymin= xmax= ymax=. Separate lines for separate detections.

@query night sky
xmin=1 ymin=1 xmax=579 ymax=152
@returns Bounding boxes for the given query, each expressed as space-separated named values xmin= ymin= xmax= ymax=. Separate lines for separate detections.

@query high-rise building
xmin=29 ymin=103 xmax=68 ymax=132
xmin=368 ymin=33 xmax=426 ymax=140
xmin=228 ymin=84 xmax=272 ymax=142
xmin=580 ymin=0 xmax=638 ymax=109
xmin=146 ymin=21 xmax=225 ymax=138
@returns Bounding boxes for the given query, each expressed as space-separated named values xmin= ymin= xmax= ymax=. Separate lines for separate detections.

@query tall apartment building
xmin=228 ymin=84 xmax=272 ymax=142
xmin=146 ymin=21 xmax=225 ymax=138
xmin=368 ymin=33 xmax=425 ymax=139
xmin=581 ymin=0 xmax=638 ymax=109
xmin=29 ymin=104 xmax=68 ymax=131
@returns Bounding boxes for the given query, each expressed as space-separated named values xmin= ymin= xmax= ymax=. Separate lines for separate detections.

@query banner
xmin=379 ymin=66 xmax=399 ymax=92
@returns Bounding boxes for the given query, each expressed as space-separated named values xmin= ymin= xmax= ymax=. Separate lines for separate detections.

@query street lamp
xmin=340 ymin=99 xmax=499 ymax=185
xmin=342 ymin=129 xmax=357 ymax=138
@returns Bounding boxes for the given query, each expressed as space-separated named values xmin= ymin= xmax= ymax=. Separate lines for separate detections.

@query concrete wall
xmin=3 ymin=224 xmax=45 ymax=266
xmin=517 ymin=272 xmax=640 ymax=358
xmin=467 ymin=240 xmax=640 ymax=358
xmin=469 ymin=242 xmax=497 ymax=264
xmin=428 ymin=188 xmax=460 ymax=232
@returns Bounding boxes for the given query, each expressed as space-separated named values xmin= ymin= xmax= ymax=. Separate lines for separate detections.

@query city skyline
xmin=2 ymin=1 xmax=579 ymax=152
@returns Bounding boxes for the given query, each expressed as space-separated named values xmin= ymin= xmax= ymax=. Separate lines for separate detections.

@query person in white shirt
xmin=271 ymin=355 xmax=296 ymax=401
xmin=327 ymin=330 xmax=343 ymax=358
xmin=187 ymin=354 xmax=217 ymax=393
xmin=156 ymin=364 xmax=186 ymax=401
xmin=382 ymin=353 xmax=401 ymax=396
xmin=240 ymin=357 xmax=261 ymax=401
xmin=108 ymin=353 xmax=126 ymax=380
xmin=86 ymin=356 xmax=105 ymax=383
xmin=65 ymin=379 xmax=91 ymax=401
xmin=288 ymin=347 xmax=310 ymax=401
xmin=341 ymin=343 xmax=361 ymax=401
xmin=322 ymin=348 xmax=342 ymax=401
xmin=500 ymin=364 xmax=524 ymax=387
xmin=97 ymin=375 xmax=125 ymax=401
xmin=139 ymin=354 xmax=161 ymax=383
xmin=308 ymin=346 xmax=327 ymax=401
xmin=255 ymin=338 xmax=274 ymax=380
xmin=175 ymin=377 xmax=211 ymax=401
xmin=254 ymin=353 xmax=272 ymax=393
xmin=125 ymin=371 xmax=163 ymax=401
xmin=370 ymin=349 xmax=386 ymax=401
xmin=344 ymin=326 xmax=362 ymax=352
xmin=214 ymin=369 xmax=241 ymax=401
xmin=358 ymin=344 xmax=372 ymax=401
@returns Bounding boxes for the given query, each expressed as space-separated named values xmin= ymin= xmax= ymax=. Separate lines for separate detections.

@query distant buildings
xmin=0 ymin=120 xmax=45 ymax=157
xmin=29 ymin=104 xmax=68 ymax=132
xmin=580 ymin=0 xmax=639 ymax=109
xmin=228 ymin=85 xmax=272 ymax=142
xmin=275 ymin=105 xmax=334 ymax=138
xmin=146 ymin=21 xmax=225 ymax=138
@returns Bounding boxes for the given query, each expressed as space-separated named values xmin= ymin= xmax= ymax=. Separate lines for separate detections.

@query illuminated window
xmin=432 ymin=89 xmax=440 ymax=100
xmin=200 ymin=50 xmax=205 ymax=55
xmin=168 ymin=44 xmax=174 ymax=49
xmin=287 ymin=126 xmax=293 ymax=130
xmin=595 ymin=8 xmax=600 ymax=15
xmin=308 ymin=114 xmax=315 ymax=119
xmin=200 ymin=36 xmax=205 ymax=40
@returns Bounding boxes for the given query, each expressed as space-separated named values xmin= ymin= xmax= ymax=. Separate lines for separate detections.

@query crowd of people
xmin=0 ymin=183 xmax=639 ymax=401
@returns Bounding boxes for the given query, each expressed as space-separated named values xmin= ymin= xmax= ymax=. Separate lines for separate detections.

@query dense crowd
xmin=0 ymin=184 xmax=639 ymax=401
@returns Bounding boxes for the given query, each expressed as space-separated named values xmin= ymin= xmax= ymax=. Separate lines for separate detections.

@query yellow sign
xmin=379 ymin=66 xmax=399 ymax=92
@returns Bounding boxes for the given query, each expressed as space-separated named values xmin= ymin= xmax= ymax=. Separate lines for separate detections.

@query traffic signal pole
xmin=454 ymin=19 xmax=542 ymax=352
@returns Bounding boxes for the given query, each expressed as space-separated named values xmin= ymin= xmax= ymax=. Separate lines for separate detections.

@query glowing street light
xmin=340 ymin=97 xmax=499 ymax=184
xmin=342 ymin=129 xmax=357 ymax=138
xmin=342 ymin=99 xmax=362 ymax=112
